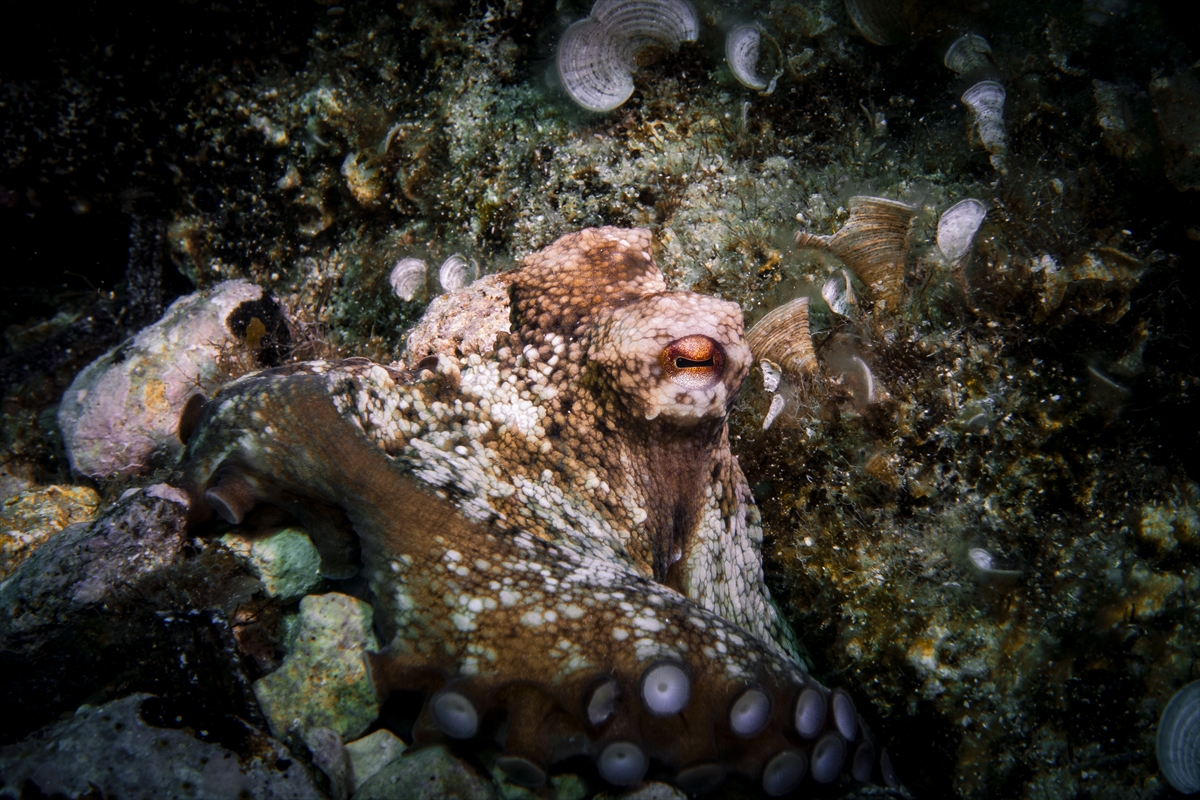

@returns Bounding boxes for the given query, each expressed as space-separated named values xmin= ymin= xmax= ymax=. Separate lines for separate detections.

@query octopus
xmin=180 ymin=228 xmax=883 ymax=795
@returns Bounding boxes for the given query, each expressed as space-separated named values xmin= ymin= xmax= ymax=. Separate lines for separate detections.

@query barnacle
xmin=795 ymin=196 xmax=917 ymax=313
xmin=746 ymin=296 xmax=818 ymax=379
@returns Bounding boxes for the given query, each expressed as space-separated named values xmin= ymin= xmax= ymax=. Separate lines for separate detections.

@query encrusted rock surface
xmin=0 ymin=693 xmax=322 ymax=800
xmin=253 ymin=593 xmax=380 ymax=746
xmin=0 ymin=483 xmax=100 ymax=578
xmin=353 ymin=744 xmax=496 ymax=800
xmin=0 ymin=485 xmax=263 ymax=743
xmin=56 ymin=280 xmax=289 ymax=479
xmin=345 ymin=729 xmax=407 ymax=793
xmin=222 ymin=527 xmax=325 ymax=601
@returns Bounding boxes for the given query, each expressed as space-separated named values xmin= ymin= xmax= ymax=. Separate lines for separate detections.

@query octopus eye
xmin=660 ymin=334 xmax=725 ymax=389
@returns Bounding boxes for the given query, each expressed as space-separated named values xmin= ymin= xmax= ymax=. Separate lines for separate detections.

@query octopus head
xmin=588 ymin=292 xmax=752 ymax=425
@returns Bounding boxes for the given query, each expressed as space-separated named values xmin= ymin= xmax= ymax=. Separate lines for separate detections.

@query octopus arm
xmin=181 ymin=362 xmax=878 ymax=793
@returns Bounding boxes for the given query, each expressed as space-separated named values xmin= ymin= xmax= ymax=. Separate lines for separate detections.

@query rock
xmin=0 ymin=485 xmax=192 ymax=644
xmin=345 ymin=729 xmax=406 ymax=792
xmin=1150 ymin=66 xmax=1200 ymax=191
xmin=253 ymin=592 xmax=380 ymax=744
xmin=0 ymin=486 xmax=264 ymax=742
xmin=305 ymin=726 xmax=350 ymax=800
xmin=0 ymin=693 xmax=323 ymax=799
xmin=56 ymin=280 xmax=290 ymax=479
xmin=400 ymin=274 xmax=512 ymax=365
xmin=1139 ymin=486 xmax=1200 ymax=553
xmin=0 ymin=464 xmax=32 ymax=504
xmin=550 ymin=775 xmax=590 ymax=800
xmin=600 ymin=783 xmax=687 ymax=800
xmin=221 ymin=527 xmax=324 ymax=601
xmin=491 ymin=769 xmax=589 ymax=800
xmin=0 ymin=483 xmax=100 ymax=578
xmin=1092 ymin=79 xmax=1152 ymax=161
xmin=354 ymin=745 xmax=495 ymax=800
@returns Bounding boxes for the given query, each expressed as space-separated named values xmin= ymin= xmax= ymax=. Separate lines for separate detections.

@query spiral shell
xmin=943 ymin=34 xmax=993 ymax=75
xmin=557 ymin=0 xmax=699 ymax=112
xmin=725 ymin=24 xmax=781 ymax=93
xmin=746 ymin=297 xmax=817 ymax=378
xmin=962 ymin=80 xmax=1008 ymax=174
xmin=937 ymin=198 xmax=988 ymax=262
xmin=438 ymin=254 xmax=478 ymax=293
xmin=1157 ymin=680 xmax=1200 ymax=794
xmin=795 ymin=196 xmax=917 ymax=311
xmin=389 ymin=257 xmax=427 ymax=302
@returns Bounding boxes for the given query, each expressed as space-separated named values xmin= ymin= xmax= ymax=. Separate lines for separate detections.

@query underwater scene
xmin=1 ymin=0 xmax=1198 ymax=797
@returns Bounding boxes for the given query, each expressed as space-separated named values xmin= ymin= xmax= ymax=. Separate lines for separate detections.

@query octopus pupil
xmin=676 ymin=357 xmax=714 ymax=369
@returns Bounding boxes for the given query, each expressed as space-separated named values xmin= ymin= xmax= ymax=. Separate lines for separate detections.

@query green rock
xmin=253 ymin=592 xmax=380 ymax=743
xmin=222 ymin=527 xmax=323 ymax=600
xmin=345 ymin=729 xmax=406 ymax=792
xmin=354 ymin=745 xmax=495 ymax=800
xmin=550 ymin=774 xmax=589 ymax=800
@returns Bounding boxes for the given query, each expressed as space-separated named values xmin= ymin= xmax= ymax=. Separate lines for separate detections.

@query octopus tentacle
xmin=179 ymin=227 xmax=880 ymax=793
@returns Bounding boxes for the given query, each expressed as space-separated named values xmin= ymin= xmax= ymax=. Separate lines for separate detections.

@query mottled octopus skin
xmin=181 ymin=228 xmax=876 ymax=793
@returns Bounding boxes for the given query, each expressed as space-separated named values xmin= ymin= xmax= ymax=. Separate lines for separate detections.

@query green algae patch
xmin=253 ymin=592 xmax=380 ymax=742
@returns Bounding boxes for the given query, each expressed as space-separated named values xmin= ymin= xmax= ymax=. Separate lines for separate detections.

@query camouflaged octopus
xmin=181 ymin=228 xmax=881 ymax=795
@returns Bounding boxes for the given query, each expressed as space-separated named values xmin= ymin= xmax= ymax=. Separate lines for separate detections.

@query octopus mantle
xmin=182 ymin=228 xmax=880 ymax=795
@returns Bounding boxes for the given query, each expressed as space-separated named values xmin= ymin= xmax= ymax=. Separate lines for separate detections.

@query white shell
xmin=762 ymin=394 xmax=786 ymax=431
xmin=557 ymin=0 xmax=699 ymax=112
xmin=760 ymin=360 xmax=782 ymax=393
xmin=943 ymin=34 xmax=992 ymax=74
xmin=961 ymin=80 xmax=1008 ymax=172
xmin=1031 ymin=254 xmax=1059 ymax=274
xmin=592 ymin=0 xmax=698 ymax=47
xmin=850 ymin=355 xmax=875 ymax=406
xmin=937 ymin=198 xmax=988 ymax=261
xmin=726 ymin=24 xmax=779 ymax=93
xmin=821 ymin=269 xmax=857 ymax=317
xmin=438 ymin=254 xmax=478 ymax=292
xmin=967 ymin=545 xmax=1021 ymax=580
xmin=967 ymin=547 xmax=994 ymax=571
xmin=557 ymin=18 xmax=634 ymax=113
xmin=389 ymin=257 xmax=427 ymax=301
xmin=1158 ymin=680 xmax=1200 ymax=794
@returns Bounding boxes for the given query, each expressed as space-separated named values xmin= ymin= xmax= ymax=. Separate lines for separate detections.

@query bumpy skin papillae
xmin=181 ymin=228 xmax=874 ymax=792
